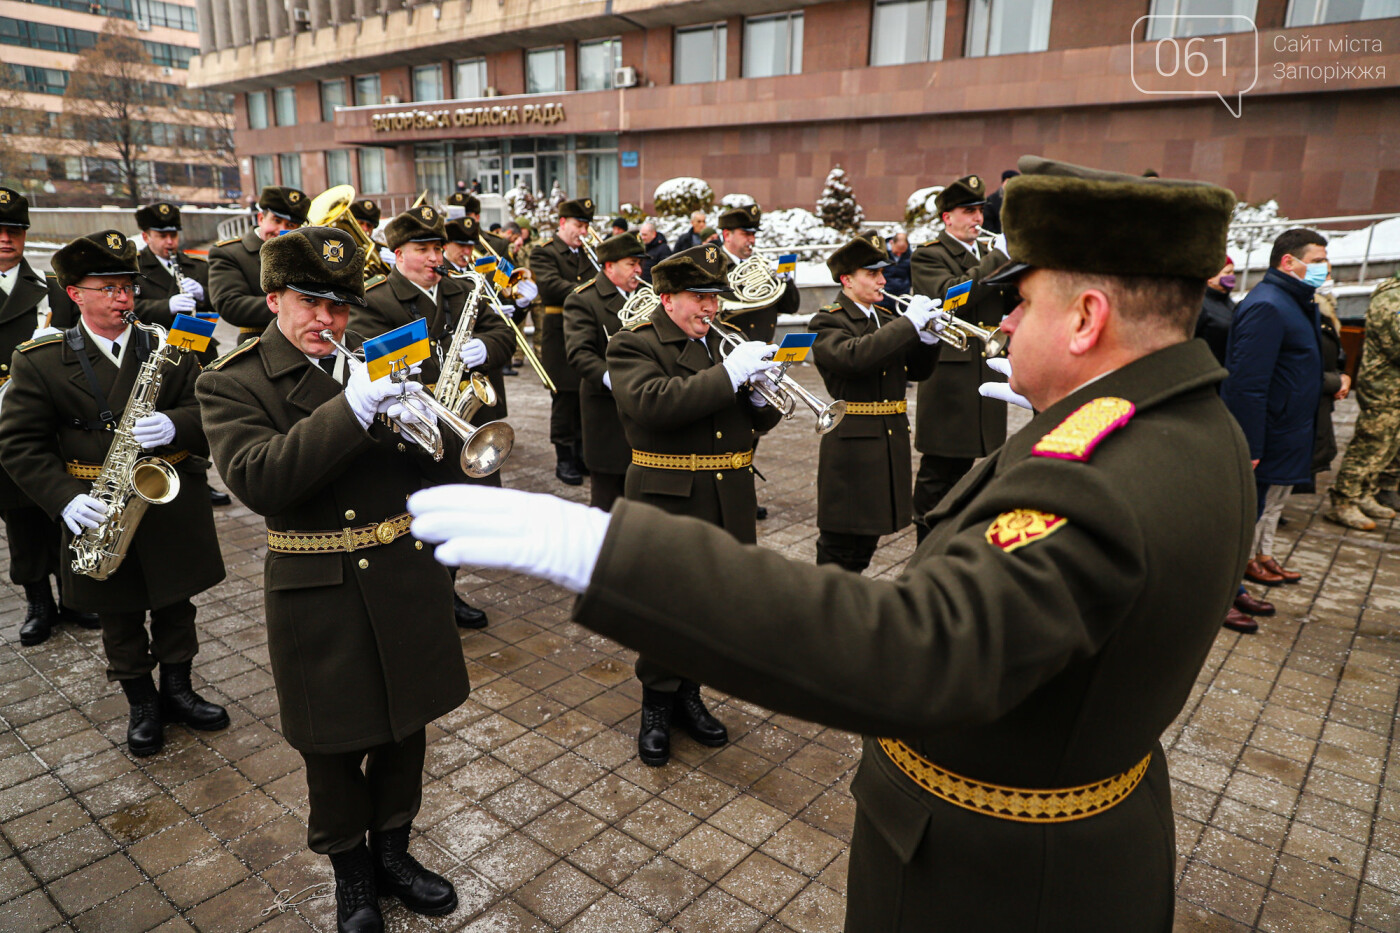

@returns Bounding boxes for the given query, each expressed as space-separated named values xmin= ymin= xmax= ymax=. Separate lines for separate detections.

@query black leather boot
xmin=638 ymin=688 xmax=674 ymax=767
xmin=159 ymin=661 xmax=230 ymax=731
xmin=453 ymin=593 xmax=488 ymax=629
xmin=673 ymin=680 xmax=729 ymax=747
xmin=555 ymin=444 xmax=583 ymax=486
xmin=328 ymin=843 xmax=383 ymax=933
xmin=54 ymin=577 xmax=99 ymax=629
xmin=119 ymin=675 xmax=163 ymax=757
xmin=370 ymin=824 xmax=457 ymax=916
xmin=19 ymin=582 xmax=56 ymax=646
xmin=209 ymin=488 xmax=232 ymax=506
xmin=573 ymin=445 xmax=590 ymax=477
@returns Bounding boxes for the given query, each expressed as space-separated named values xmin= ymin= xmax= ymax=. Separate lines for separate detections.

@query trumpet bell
xmin=984 ymin=328 xmax=1009 ymax=358
xmin=460 ymin=421 xmax=514 ymax=478
xmin=816 ymin=399 xmax=846 ymax=435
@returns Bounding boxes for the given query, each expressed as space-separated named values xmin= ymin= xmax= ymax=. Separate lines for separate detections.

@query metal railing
xmin=1232 ymin=212 xmax=1399 ymax=288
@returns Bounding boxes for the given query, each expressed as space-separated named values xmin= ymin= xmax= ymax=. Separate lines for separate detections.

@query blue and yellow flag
xmin=776 ymin=253 xmax=798 ymax=276
xmin=943 ymin=280 xmax=972 ymax=314
xmin=194 ymin=310 xmax=219 ymax=322
xmin=364 ymin=318 xmax=430 ymax=382
xmin=166 ymin=313 xmax=215 ymax=353
xmin=492 ymin=257 xmax=515 ymax=292
xmin=474 ymin=256 xmax=498 ymax=278
xmin=772 ymin=332 xmax=816 ymax=364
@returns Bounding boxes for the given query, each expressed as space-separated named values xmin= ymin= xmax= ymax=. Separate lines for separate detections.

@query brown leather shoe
xmin=1259 ymin=557 xmax=1300 ymax=584
xmin=1234 ymin=590 xmax=1275 ymax=616
xmin=1223 ymin=608 xmax=1259 ymax=634
xmin=1244 ymin=558 xmax=1284 ymax=586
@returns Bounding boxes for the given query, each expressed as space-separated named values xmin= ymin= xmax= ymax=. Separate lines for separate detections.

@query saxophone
xmin=71 ymin=313 xmax=188 ymax=581
xmin=431 ymin=268 xmax=500 ymax=422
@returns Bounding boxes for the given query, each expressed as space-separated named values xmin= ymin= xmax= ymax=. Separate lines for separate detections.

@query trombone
xmin=579 ymin=225 xmax=603 ymax=272
xmin=703 ymin=316 xmax=845 ymax=435
xmin=881 ymin=291 xmax=1009 ymax=358
xmin=317 ymin=329 xmax=514 ymax=478
xmin=434 ymin=264 xmax=557 ymax=394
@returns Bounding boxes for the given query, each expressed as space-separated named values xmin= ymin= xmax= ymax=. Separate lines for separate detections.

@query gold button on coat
xmin=344 ymin=509 xmax=356 ymax=521
xmin=358 ymin=558 xmax=369 ymax=569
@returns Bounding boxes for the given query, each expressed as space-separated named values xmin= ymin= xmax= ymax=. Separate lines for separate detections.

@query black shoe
xmin=755 ymin=506 xmax=768 ymax=521
xmin=673 ymin=680 xmax=729 ymax=747
xmin=209 ymin=488 xmax=232 ymax=506
xmin=573 ymin=446 xmax=590 ymax=478
xmin=120 ymin=675 xmax=163 ymax=757
xmin=639 ymin=688 xmax=674 ymax=767
xmin=370 ymin=825 xmax=457 ymax=916
xmin=329 ymin=843 xmax=384 ymax=933
xmin=555 ymin=445 xmax=583 ymax=486
xmin=19 ymin=582 xmax=56 ymax=646
xmin=159 ymin=661 xmax=230 ymax=731
xmin=453 ymin=593 xmax=488 ymax=629
xmin=501 ymin=364 xmax=518 ymax=376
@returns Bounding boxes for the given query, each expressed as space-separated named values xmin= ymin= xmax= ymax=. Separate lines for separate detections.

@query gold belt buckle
xmin=374 ymin=521 xmax=397 ymax=545
xmin=730 ymin=452 xmax=745 ymax=470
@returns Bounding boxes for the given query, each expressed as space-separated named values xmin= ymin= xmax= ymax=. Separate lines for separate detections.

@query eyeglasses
xmin=72 ymin=284 xmax=140 ymax=298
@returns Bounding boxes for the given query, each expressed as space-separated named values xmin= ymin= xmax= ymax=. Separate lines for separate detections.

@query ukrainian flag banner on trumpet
xmin=943 ymin=280 xmax=972 ymax=314
xmin=364 ymin=318 xmax=430 ymax=382
xmin=166 ymin=313 xmax=216 ymax=354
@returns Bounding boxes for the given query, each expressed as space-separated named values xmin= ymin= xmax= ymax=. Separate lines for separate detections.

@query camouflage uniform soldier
xmin=1328 ymin=274 xmax=1400 ymax=530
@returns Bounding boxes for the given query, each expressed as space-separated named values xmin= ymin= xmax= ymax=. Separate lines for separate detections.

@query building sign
xmin=620 ymin=150 xmax=639 ymax=168
xmin=371 ymin=102 xmax=566 ymax=133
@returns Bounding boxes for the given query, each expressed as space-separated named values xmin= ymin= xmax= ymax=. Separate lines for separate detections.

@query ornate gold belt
xmin=65 ymin=450 xmax=188 ymax=480
xmin=631 ymin=449 xmax=754 ymax=471
xmin=266 ymin=511 xmax=413 ymax=554
xmin=544 ymin=305 xmax=564 ymax=315
xmin=844 ymin=400 xmax=907 ymax=416
xmin=878 ymin=737 xmax=1151 ymax=824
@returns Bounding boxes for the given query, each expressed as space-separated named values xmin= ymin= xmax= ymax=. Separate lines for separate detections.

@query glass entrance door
xmin=509 ymin=154 xmax=536 ymax=196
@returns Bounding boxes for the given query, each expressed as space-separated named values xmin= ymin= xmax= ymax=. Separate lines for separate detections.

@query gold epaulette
xmin=572 ymin=279 xmax=596 ymax=295
xmin=16 ymin=333 xmax=63 ymax=353
xmin=203 ymin=337 xmax=260 ymax=372
xmin=819 ymin=302 xmax=841 ymax=313
xmin=182 ymin=250 xmax=208 ymax=262
xmin=919 ymin=239 xmax=937 ymax=248
xmin=214 ymin=235 xmax=240 ymax=247
xmin=624 ymin=316 xmax=654 ymax=332
xmin=365 ymin=274 xmax=388 ymax=290
xmin=1032 ymin=397 xmax=1135 ymax=463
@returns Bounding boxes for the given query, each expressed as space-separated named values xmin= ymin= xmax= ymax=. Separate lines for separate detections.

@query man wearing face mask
xmin=1220 ymin=228 xmax=1327 ymax=600
xmin=1194 ymin=257 xmax=1237 ymax=366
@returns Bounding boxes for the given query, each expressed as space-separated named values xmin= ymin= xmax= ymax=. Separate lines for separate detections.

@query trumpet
xmin=703 ymin=316 xmax=845 ymax=435
xmin=434 ymin=264 xmax=557 ymax=393
xmin=881 ymin=291 xmax=1009 ymax=358
xmin=317 ymin=329 xmax=514 ymax=479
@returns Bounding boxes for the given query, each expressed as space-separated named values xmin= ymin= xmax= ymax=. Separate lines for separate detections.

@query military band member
xmin=563 ymin=231 xmax=647 ymax=510
xmin=605 ymin=244 xmax=784 ymax=766
xmin=134 ymin=202 xmax=217 ymax=358
xmin=413 ymin=158 xmax=1255 ymax=932
xmin=209 ymin=185 xmax=308 ymax=342
xmin=442 ymin=218 xmax=476 ymax=274
xmin=197 ymin=227 xmax=468 ymax=932
xmin=349 ymin=197 xmax=381 ymax=239
xmin=0 ymin=231 xmax=228 ymax=757
xmin=445 ymin=191 xmax=511 ymax=259
xmin=442 ymin=215 xmax=537 ymax=378
xmin=530 ymin=197 xmax=595 ymax=485
xmin=910 ymin=174 xmax=1015 ymax=542
xmin=811 ymin=232 xmax=940 ymax=573
xmin=715 ymin=203 xmax=801 ymax=343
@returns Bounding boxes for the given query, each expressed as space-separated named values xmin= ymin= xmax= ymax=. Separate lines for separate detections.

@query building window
xmin=252 ymin=154 xmax=275 ymax=191
xmin=247 ymin=90 xmax=270 ymax=129
xmin=8 ymin=64 xmax=69 ymax=95
xmin=453 ymin=57 xmax=487 ymax=99
xmin=1148 ymin=0 xmax=1257 ymax=37
xmin=744 ymin=12 xmax=803 ymax=77
xmin=354 ymin=73 xmax=381 ymax=106
xmin=279 ymin=153 xmax=302 ymax=189
xmin=578 ymin=38 xmax=622 ymax=91
xmin=360 ymin=148 xmax=387 ymax=193
xmin=320 ymin=79 xmax=346 ymax=122
xmin=1287 ymin=0 xmax=1398 ymax=25
xmin=675 ymin=22 xmax=727 ymax=84
xmin=526 ymin=47 xmax=565 ymax=94
xmin=871 ymin=0 xmax=947 ymax=65
xmin=134 ymin=0 xmax=198 ymax=31
xmin=965 ymin=0 xmax=1053 ymax=57
xmin=412 ymin=64 xmax=443 ymax=102
xmin=273 ymin=86 xmax=297 ymax=126
xmin=414 ymin=143 xmax=450 ymax=201
xmin=325 ymin=150 xmax=352 ymax=187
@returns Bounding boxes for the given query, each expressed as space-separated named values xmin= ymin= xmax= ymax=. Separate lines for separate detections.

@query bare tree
xmin=63 ymin=20 xmax=155 ymax=207
xmin=0 ymin=67 xmax=43 ymax=188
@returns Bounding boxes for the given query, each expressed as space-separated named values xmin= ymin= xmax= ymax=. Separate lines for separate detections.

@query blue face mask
xmin=1302 ymin=262 xmax=1328 ymax=287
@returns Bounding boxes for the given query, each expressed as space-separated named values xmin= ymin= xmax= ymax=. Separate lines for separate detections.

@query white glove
xmin=168 ymin=293 xmax=197 ymax=315
xmin=380 ymin=247 xmax=397 ymax=267
xmin=409 ymin=485 xmax=611 ymax=594
xmin=748 ymin=389 xmax=770 ymax=408
xmin=602 ymin=371 xmax=612 ymax=391
xmin=30 ymin=325 xmax=61 ymax=340
xmin=458 ymin=338 xmax=489 ymax=369
xmin=721 ymin=340 xmax=779 ymax=392
xmin=178 ymin=276 xmax=205 ymax=302
xmin=990 ymin=233 xmax=1008 ymax=257
xmin=900 ymin=294 xmax=943 ymax=332
xmin=979 ymin=357 xmax=1031 ymax=410
xmin=513 ymin=279 xmax=538 ymax=304
xmin=384 ymin=397 xmax=425 ymax=425
xmin=132 ymin=412 xmax=176 ymax=449
xmin=63 ymin=494 xmax=109 ymax=535
xmin=345 ymin=364 xmax=419 ymax=429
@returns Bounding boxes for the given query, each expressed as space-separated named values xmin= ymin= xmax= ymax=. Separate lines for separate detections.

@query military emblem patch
xmin=159 ymin=204 xmax=171 ymax=216
xmin=1033 ymin=397 xmax=1135 ymax=462
xmin=420 ymin=207 xmax=434 ymax=221
xmin=106 ymin=232 xmax=123 ymax=250
xmin=0 ymin=191 xmax=9 ymax=205
xmin=986 ymin=509 xmax=1067 ymax=552
xmin=869 ymin=232 xmax=882 ymax=247
xmin=970 ymin=176 xmax=982 ymax=191
xmin=584 ymin=198 xmax=593 ymax=210
xmin=288 ymin=191 xmax=302 ymax=203
xmin=323 ymin=239 xmax=344 ymax=264
xmin=704 ymin=246 xmax=718 ymax=265
xmin=749 ymin=205 xmax=759 ymax=217
xmin=362 ymin=200 xmax=373 ymax=210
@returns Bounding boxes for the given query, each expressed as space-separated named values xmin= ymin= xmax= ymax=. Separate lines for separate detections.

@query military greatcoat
xmin=195 ymin=326 xmax=470 ymax=754
xmin=811 ymin=294 xmax=937 ymax=535
xmin=910 ymin=233 xmax=1014 ymax=458
xmin=529 ymin=236 xmax=591 ymax=394
xmin=0 ymin=258 xmax=55 ymax=511
xmin=134 ymin=248 xmax=218 ymax=363
xmin=575 ymin=339 xmax=1253 ymax=931
xmin=208 ymin=229 xmax=273 ymax=337
xmin=605 ymin=308 xmax=783 ymax=543
xmin=0 ymin=327 xmax=225 ymax=613
xmin=563 ymin=274 xmax=631 ymax=474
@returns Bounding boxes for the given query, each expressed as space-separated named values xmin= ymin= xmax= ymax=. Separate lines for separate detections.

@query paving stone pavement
xmin=1 ymin=346 xmax=1398 ymax=932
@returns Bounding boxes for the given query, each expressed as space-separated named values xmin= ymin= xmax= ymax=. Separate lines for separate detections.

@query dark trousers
xmin=550 ymin=390 xmax=582 ymax=450
xmin=912 ymin=454 xmax=975 ymax=540
xmin=302 ymin=728 xmax=427 ymax=854
xmin=99 ymin=597 xmax=199 ymax=682
xmin=590 ymin=472 xmax=625 ymax=511
xmin=636 ymin=656 xmax=683 ymax=693
xmin=3 ymin=506 xmax=59 ymax=587
xmin=816 ymin=531 xmax=880 ymax=574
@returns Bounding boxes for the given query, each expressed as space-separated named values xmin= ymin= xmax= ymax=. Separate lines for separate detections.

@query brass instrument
xmin=703 ymin=316 xmax=845 ymax=435
xmin=434 ymin=264 xmax=556 ymax=393
xmin=429 ymin=270 xmax=499 ymax=422
xmin=308 ymin=184 xmax=392 ymax=280
xmin=719 ymin=255 xmax=786 ymax=317
xmin=616 ymin=282 xmax=660 ymax=330
xmin=881 ymin=291 xmax=1009 ymax=358
xmin=71 ymin=313 xmax=187 ymax=580
xmin=410 ymin=189 xmax=430 ymax=209
xmin=579 ymin=225 xmax=603 ymax=272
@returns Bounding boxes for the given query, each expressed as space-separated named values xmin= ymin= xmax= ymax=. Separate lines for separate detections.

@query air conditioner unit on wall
xmin=135 ymin=17 xmax=151 ymax=31
xmin=385 ymin=94 xmax=400 ymax=104
xmin=292 ymin=8 xmax=310 ymax=23
xmin=483 ymin=86 xmax=499 ymax=97
xmin=612 ymin=66 xmax=637 ymax=88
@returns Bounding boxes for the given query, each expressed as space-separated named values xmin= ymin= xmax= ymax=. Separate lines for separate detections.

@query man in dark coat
xmin=1221 ymin=228 xmax=1327 ymax=592
xmin=910 ymin=175 xmax=1015 ymax=542
xmin=638 ymin=220 xmax=671 ymax=282
xmin=208 ymin=186 xmax=308 ymax=341
xmin=811 ymin=231 xmax=939 ymax=572
xmin=0 ymin=230 xmax=228 ymax=758
xmin=876 ymin=232 xmax=913 ymax=311
xmin=715 ymin=203 xmax=801 ymax=343
xmin=672 ymin=210 xmax=707 ymax=253
xmin=605 ymin=244 xmax=784 ymax=767
xmin=411 ymin=157 xmax=1254 ymax=932
xmin=197 ymin=227 xmax=469 ymax=933
xmin=563 ymin=231 xmax=647 ymax=510
xmin=979 ymin=169 xmax=1018 ymax=235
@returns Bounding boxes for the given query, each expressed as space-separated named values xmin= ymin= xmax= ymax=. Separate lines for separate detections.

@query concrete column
xmin=195 ymin=0 xmax=215 ymax=53
xmin=229 ymin=0 xmax=249 ymax=46
xmin=330 ymin=0 xmax=354 ymax=21
xmin=266 ymin=0 xmax=289 ymax=40
xmin=247 ymin=0 xmax=267 ymax=41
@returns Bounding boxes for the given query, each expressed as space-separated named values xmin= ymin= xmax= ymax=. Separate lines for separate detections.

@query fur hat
xmin=596 ymin=232 xmax=647 ymax=264
xmin=718 ymin=203 xmax=762 ymax=232
xmin=652 ymin=244 xmax=732 ymax=295
xmin=446 ymin=192 xmax=481 ymax=215
xmin=986 ymin=155 xmax=1236 ymax=285
xmin=258 ymin=186 xmax=310 ymax=224
xmin=135 ymin=201 xmax=181 ymax=231
xmin=0 ymin=187 xmax=29 ymax=228
xmin=259 ymin=227 xmax=366 ymax=306
xmin=935 ymin=175 xmax=989 ymax=215
xmin=349 ymin=198 xmax=381 ymax=227
xmin=827 ymin=230 xmax=893 ymax=281
xmin=52 ymin=230 xmax=139 ymax=288
xmin=445 ymin=217 xmax=478 ymax=244
xmin=385 ymin=205 xmax=447 ymax=251
xmin=558 ymin=198 xmax=595 ymax=222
